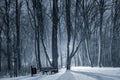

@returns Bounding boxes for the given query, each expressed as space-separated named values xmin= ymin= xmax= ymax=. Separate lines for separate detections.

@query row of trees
xmin=0 ymin=0 xmax=120 ymax=77
xmin=0 ymin=0 xmax=21 ymax=77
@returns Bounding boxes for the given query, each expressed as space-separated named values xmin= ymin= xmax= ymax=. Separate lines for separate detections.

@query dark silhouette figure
xmin=31 ymin=66 xmax=37 ymax=76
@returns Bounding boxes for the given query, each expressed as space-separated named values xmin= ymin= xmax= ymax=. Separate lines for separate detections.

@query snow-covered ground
xmin=0 ymin=67 xmax=120 ymax=80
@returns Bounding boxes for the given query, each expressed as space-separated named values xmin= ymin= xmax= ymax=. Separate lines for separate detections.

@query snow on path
xmin=71 ymin=67 xmax=120 ymax=80
xmin=0 ymin=74 xmax=43 ymax=80
xmin=56 ymin=70 xmax=95 ymax=80
xmin=0 ymin=67 xmax=120 ymax=80
xmin=44 ymin=67 xmax=120 ymax=80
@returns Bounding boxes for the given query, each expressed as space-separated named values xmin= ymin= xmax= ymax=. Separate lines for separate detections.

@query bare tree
xmin=111 ymin=0 xmax=120 ymax=67
xmin=66 ymin=0 xmax=71 ymax=70
xmin=0 ymin=7 xmax=1 ymax=72
xmin=52 ymin=0 xmax=59 ymax=69
xmin=97 ymin=0 xmax=106 ymax=67
xmin=5 ymin=0 xmax=11 ymax=73
xmin=16 ymin=0 xmax=21 ymax=72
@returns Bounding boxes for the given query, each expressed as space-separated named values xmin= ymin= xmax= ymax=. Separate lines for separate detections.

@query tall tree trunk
xmin=52 ymin=0 xmax=59 ymax=69
xmin=58 ymin=19 xmax=63 ymax=68
xmin=5 ymin=0 xmax=11 ymax=73
xmin=35 ymin=31 xmax=38 ymax=68
xmin=37 ymin=32 xmax=41 ymax=69
xmin=60 ymin=50 xmax=63 ymax=68
xmin=0 ymin=29 xmax=1 ymax=72
xmin=36 ymin=0 xmax=42 ymax=70
xmin=16 ymin=0 xmax=21 ymax=71
xmin=30 ymin=0 xmax=39 ymax=68
xmin=66 ymin=0 xmax=71 ymax=70
xmin=98 ymin=15 xmax=103 ymax=67
xmin=98 ymin=0 xmax=105 ymax=67
xmin=31 ymin=0 xmax=42 ymax=69
xmin=59 ymin=30 xmax=63 ymax=68
xmin=13 ymin=34 xmax=17 ymax=77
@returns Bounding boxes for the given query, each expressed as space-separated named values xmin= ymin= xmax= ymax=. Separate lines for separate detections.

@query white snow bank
xmin=0 ymin=67 xmax=120 ymax=80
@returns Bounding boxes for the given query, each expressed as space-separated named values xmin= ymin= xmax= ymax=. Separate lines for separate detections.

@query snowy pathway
xmin=1 ymin=67 xmax=120 ymax=80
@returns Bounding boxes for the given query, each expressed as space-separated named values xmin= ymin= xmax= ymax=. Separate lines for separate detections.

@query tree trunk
xmin=66 ymin=0 xmax=71 ymax=70
xmin=52 ymin=0 xmax=59 ymax=69
xmin=60 ymin=50 xmax=63 ymax=68
xmin=74 ymin=55 xmax=77 ymax=66
xmin=98 ymin=0 xmax=105 ymax=67
xmin=0 ymin=29 xmax=1 ymax=72
xmin=98 ymin=17 xmax=102 ymax=67
xmin=36 ymin=0 xmax=43 ymax=70
xmin=66 ymin=57 xmax=71 ymax=70
xmin=5 ymin=0 xmax=11 ymax=73
xmin=85 ymin=39 xmax=92 ymax=66
xmin=16 ymin=0 xmax=21 ymax=71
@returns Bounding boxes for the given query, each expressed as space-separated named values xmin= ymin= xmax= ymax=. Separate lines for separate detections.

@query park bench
xmin=41 ymin=67 xmax=58 ymax=75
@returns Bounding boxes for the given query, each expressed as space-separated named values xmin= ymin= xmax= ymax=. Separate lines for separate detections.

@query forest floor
xmin=0 ymin=67 xmax=120 ymax=80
